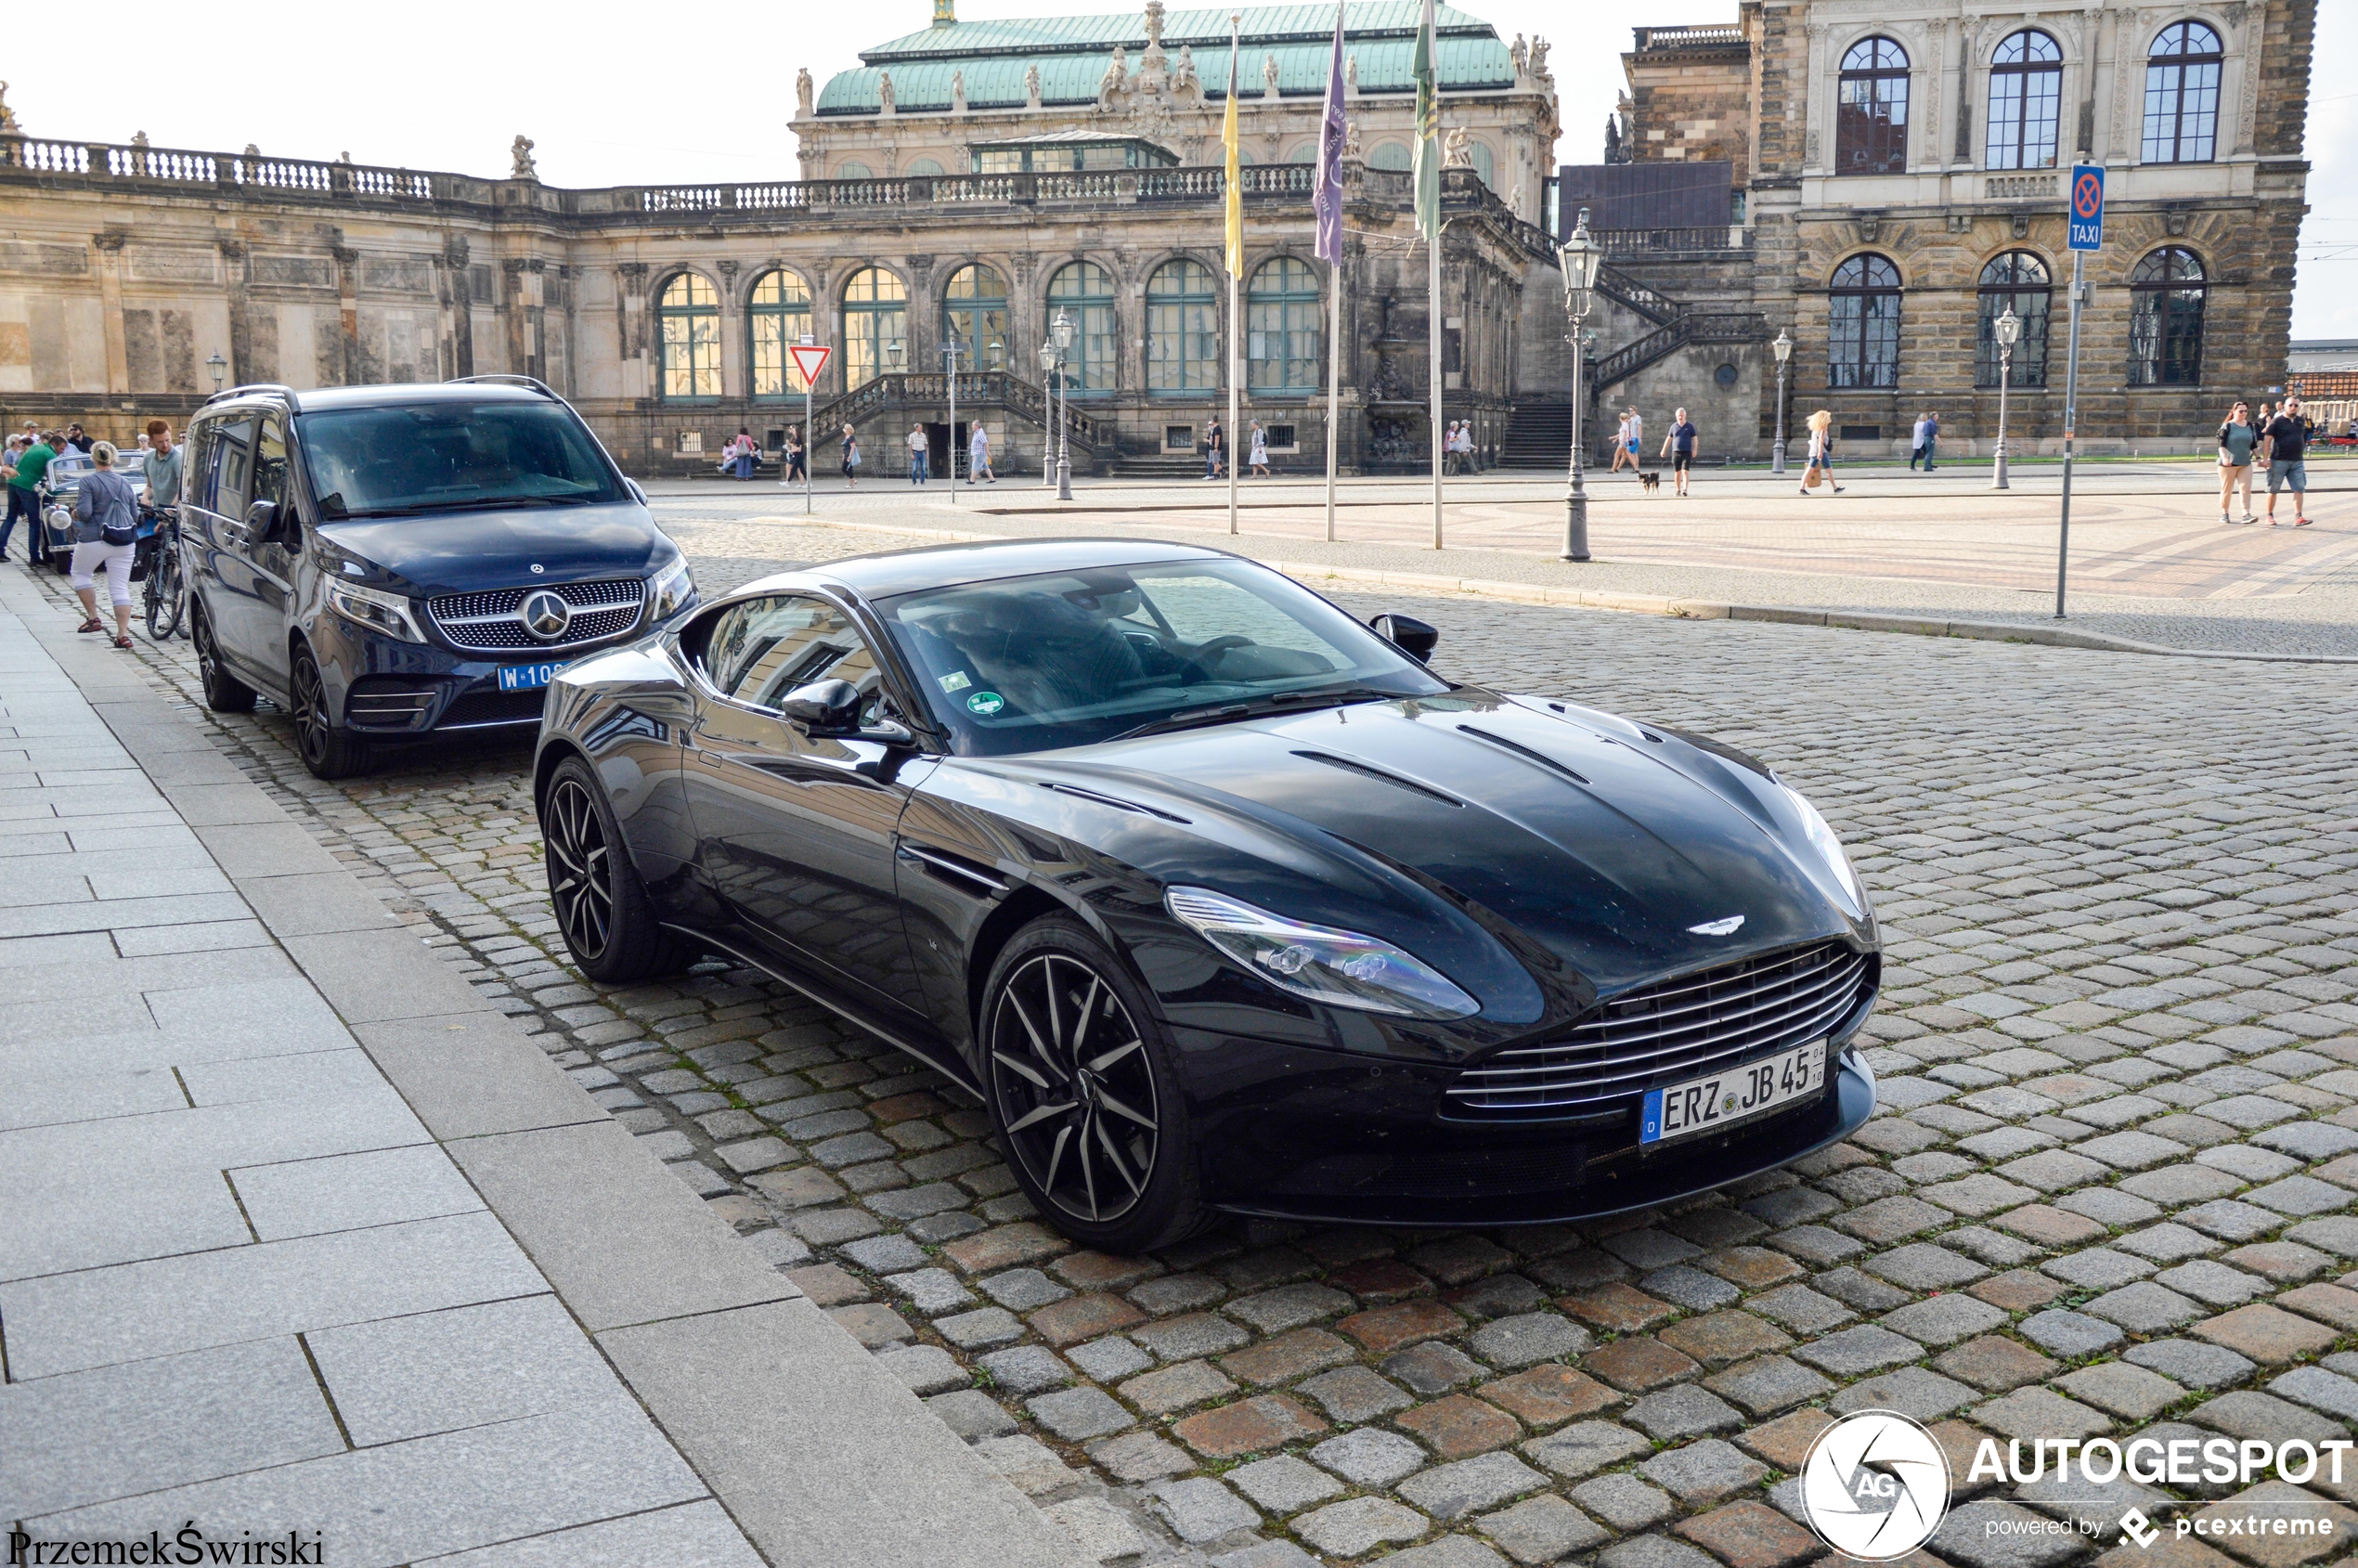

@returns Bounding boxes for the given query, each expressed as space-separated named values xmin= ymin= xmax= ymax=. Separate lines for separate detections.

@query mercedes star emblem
xmin=518 ymin=589 xmax=573 ymax=643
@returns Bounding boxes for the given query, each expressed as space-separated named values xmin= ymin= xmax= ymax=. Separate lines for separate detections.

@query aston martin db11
xmin=532 ymin=538 xmax=1879 ymax=1251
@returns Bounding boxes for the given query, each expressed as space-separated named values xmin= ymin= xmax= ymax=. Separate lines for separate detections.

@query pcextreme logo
xmin=1799 ymin=1410 xmax=1953 ymax=1561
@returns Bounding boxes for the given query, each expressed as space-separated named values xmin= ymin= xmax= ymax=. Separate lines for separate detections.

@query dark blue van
xmin=181 ymin=377 xmax=696 ymax=778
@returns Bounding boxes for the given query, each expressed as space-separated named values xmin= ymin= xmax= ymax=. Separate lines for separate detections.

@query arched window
xmin=2130 ymin=247 xmax=2206 ymax=385
xmin=1976 ymin=252 xmax=2052 ymax=388
xmin=943 ymin=265 xmax=1008 ymax=372
xmin=748 ymin=271 xmax=812 ymax=399
xmin=837 ymin=160 xmax=874 ymax=180
xmin=1147 ymin=259 xmax=1220 ymax=393
xmin=1247 ymin=257 xmax=1322 ymax=394
xmin=657 ymin=273 xmax=720 ymax=401
xmin=1045 ymin=262 xmax=1116 ymax=395
xmin=1837 ymin=38 xmax=1911 ymax=175
xmin=906 ymin=157 xmax=946 ymax=177
xmin=1285 ymin=143 xmax=1318 ymax=164
xmin=1988 ymin=31 xmax=2063 ymax=171
xmin=1469 ymin=141 xmax=1496 ymax=188
xmin=842 ymin=267 xmax=907 ymax=388
xmin=2143 ymin=22 xmax=2222 ymax=163
xmin=1827 ymin=253 xmax=1902 ymax=388
xmin=1368 ymin=142 xmax=1412 ymax=171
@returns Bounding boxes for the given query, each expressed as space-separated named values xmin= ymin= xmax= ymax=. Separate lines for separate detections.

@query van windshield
xmin=296 ymin=401 xmax=624 ymax=519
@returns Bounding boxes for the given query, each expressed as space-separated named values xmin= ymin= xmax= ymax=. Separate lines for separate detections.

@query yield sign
xmin=788 ymin=343 xmax=833 ymax=384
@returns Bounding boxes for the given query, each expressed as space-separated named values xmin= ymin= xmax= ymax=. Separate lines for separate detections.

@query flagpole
xmin=1225 ymin=12 xmax=1242 ymax=537
xmin=1316 ymin=0 xmax=1346 ymax=543
xmin=1326 ymin=266 xmax=1340 ymax=541
xmin=1418 ymin=0 xmax=1443 ymax=549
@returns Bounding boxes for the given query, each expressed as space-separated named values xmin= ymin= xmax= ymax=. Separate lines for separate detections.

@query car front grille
xmin=427 ymin=577 xmax=644 ymax=653
xmin=1447 ymin=941 xmax=1873 ymax=1117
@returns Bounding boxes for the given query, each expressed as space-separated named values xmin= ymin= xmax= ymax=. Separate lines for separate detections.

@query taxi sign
xmin=788 ymin=343 xmax=833 ymax=384
xmin=2068 ymin=164 xmax=2105 ymax=252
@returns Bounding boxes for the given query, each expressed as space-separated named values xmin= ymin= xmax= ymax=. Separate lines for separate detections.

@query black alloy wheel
xmin=983 ymin=920 xmax=1202 ymax=1251
xmin=540 ymin=756 xmax=686 ymax=982
xmin=191 ymin=602 xmax=256 ymax=713
xmin=291 ymin=645 xmax=370 ymax=780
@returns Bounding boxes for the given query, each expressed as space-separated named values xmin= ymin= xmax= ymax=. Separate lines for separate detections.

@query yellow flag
xmin=1224 ymin=20 xmax=1243 ymax=278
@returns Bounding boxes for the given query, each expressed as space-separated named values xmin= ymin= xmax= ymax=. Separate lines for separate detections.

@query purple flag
xmin=1314 ymin=0 xmax=1346 ymax=264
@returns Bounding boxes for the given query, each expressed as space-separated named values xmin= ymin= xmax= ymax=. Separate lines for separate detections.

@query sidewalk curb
xmin=740 ymin=513 xmax=2358 ymax=665
xmin=0 ymin=571 xmax=1088 ymax=1568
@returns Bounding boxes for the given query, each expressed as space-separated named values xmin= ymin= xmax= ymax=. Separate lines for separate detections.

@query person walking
xmin=969 ymin=421 xmax=995 ymax=484
xmin=905 ymin=422 xmax=929 ymax=486
xmin=1203 ymin=418 xmax=1224 ymax=480
xmin=779 ymin=425 xmax=807 ymax=486
xmin=70 ymin=441 xmax=139 ymax=647
xmin=4 ymin=427 xmax=57 ymax=564
xmin=1800 ymin=410 xmax=1844 ymax=494
xmin=2218 ymin=401 xmax=2259 ymax=524
xmin=841 ymin=423 xmax=862 ymax=489
xmin=1660 ymin=408 xmax=1699 ymax=497
xmin=1625 ymin=408 xmax=1644 ymax=473
xmin=2261 ymin=395 xmax=2312 ymax=526
xmin=141 ymin=421 xmax=182 ymax=513
xmin=1249 ymin=420 xmax=1271 ymax=478
xmin=1609 ymin=409 xmax=1634 ymax=474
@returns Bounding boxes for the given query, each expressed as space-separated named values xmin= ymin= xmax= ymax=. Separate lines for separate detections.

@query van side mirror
xmin=777 ymin=678 xmax=864 ymax=735
xmin=243 ymin=499 xmax=279 ymax=543
xmin=1370 ymin=612 xmax=1439 ymax=662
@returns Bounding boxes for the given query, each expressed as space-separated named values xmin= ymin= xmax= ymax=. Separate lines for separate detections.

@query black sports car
xmin=533 ymin=538 xmax=1879 ymax=1251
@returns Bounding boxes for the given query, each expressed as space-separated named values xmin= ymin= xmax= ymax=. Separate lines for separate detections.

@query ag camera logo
xmin=1800 ymin=1410 xmax=1952 ymax=1561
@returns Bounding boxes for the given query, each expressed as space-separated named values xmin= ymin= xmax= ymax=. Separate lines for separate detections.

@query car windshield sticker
xmin=939 ymin=671 xmax=972 ymax=693
xmin=966 ymin=691 xmax=1005 ymax=716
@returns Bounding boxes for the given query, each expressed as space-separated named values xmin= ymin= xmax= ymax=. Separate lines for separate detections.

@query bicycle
xmin=137 ymin=506 xmax=187 ymax=641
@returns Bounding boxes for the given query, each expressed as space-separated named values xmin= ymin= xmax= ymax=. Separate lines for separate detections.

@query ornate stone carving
xmin=92 ymin=229 xmax=129 ymax=253
xmin=1445 ymin=125 xmax=1474 ymax=167
xmin=511 ymin=135 xmax=537 ymax=180
xmin=1511 ymin=34 xmax=1528 ymax=76
xmin=717 ymin=259 xmax=741 ymax=292
xmin=0 ymin=81 xmax=19 ymax=134
xmin=879 ymin=71 xmax=896 ymax=114
xmin=2013 ymin=213 xmax=2031 ymax=239
xmin=445 ymin=236 xmax=470 ymax=268
xmin=1528 ymin=37 xmax=1549 ymax=79
xmin=1859 ymin=215 xmax=1880 ymax=242
xmin=1098 ymin=45 xmax=1127 ymax=105
xmin=1263 ymin=53 xmax=1280 ymax=99
xmin=2165 ymin=208 xmax=2190 ymax=236
xmin=1026 ymin=62 xmax=1043 ymax=108
xmin=952 ymin=71 xmax=967 ymax=112
xmin=616 ymin=261 xmax=649 ymax=295
xmin=797 ymin=67 xmax=814 ymax=118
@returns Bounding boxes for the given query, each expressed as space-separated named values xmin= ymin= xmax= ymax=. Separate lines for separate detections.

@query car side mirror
xmin=1370 ymin=612 xmax=1439 ymax=662
xmin=625 ymin=478 xmax=649 ymax=506
xmin=243 ymin=499 xmax=280 ymax=544
xmin=777 ymin=678 xmax=864 ymax=735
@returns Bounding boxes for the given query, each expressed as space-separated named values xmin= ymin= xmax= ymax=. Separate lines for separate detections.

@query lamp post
xmin=1044 ymin=307 xmax=1074 ymax=501
xmin=942 ymin=333 xmax=964 ymax=501
xmin=1557 ymin=208 xmax=1602 ymax=564
xmin=206 ymin=351 xmax=227 ymax=392
xmin=1770 ymin=330 xmax=1793 ymax=475
xmin=1991 ymin=306 xmax=2019 ymax=491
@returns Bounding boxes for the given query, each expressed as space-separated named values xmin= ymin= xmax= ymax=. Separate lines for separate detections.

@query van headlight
xmin=648 ymin=556 xmax=695 ymax=621
xmin=1165 ymin=886 xmax=1480 ymax=1019
xmin=325 ymin=579 xmax=427 ymax=643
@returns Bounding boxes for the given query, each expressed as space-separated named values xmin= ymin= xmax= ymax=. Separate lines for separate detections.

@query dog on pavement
xmin=1638 ymin=470 xmax=1661 ymax=494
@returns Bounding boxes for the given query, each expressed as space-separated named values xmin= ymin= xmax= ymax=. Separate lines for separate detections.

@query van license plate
xmin=1641 ymin=1040 xmax=1826 ymax=1147
xmin=498 ymin=663 xmax=562 ymax=693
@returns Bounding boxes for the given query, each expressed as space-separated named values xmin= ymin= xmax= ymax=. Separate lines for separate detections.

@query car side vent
xmin=1038 ymin=782 xmax=1190 ymax=823
xmin=1289 ymin=751 xmax=1462 ymax=808
xmin=1454 ymin=725 xmax=1589 ymax=785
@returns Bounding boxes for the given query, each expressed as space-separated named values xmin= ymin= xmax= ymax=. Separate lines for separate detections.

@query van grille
xmin=428 ymin=577 xmax=644 ymax=652
xmin=1447 ymin=941 xmax=1872 ymax=1116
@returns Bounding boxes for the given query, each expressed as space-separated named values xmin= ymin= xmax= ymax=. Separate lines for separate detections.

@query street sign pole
xmin=2057 ymin=164 xmax=2103 ymax=620
xmin=789 ymin=341 xmax=834 ymax=519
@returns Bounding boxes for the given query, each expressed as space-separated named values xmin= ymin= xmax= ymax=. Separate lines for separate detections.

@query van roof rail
xmin=201 ymin=382 xmax=299 ymax=408
xmin=447 ymin=374 xmax=559 ymax=398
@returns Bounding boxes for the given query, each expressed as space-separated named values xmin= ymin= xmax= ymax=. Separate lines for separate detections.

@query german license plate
xmin=1641 ymin=1040 xmax=1827 ymax=1147
xmin=498 ymin=663 xmax=562 ymax=693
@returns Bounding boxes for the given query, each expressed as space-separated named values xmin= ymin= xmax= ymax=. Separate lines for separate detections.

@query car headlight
xmin=1165 ymin=886 xmax=1480 ymax=1019
xmin=648 ymin=556 xmax=695 ymax=621
xmin=325 ymin=579 xmax=427 ymax=643
xmin=1774 ymin=774 xmax=1866 ymax=917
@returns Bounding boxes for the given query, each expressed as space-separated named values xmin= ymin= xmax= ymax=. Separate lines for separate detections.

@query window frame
xmin=690 ymin=590 xmax=892 ymax=727
xmin=942 ymin=264 xmax=1010 ymax=374
xmin=2129 ymin=245 xmax=2208 ymax=387
xmin=842 ymin=267 xmax=910 ymax=389
xmin=1976 ymin=251 xmax=2054 ymax=389
xmin=748 ymin=269 xmax=814 ymax=401
xmin=1045 ymin=261 xmax=1117 ymax=396
xmin=1827 ymin=253 xmax=1903 ymax=390
xmin=1836 ymin=37 xmax=1912 ymax=176
xmin=656 ymin=272 xmax=723 ymax=403
xmin=1246 ymin=256 xmax=1324 ymax=395
xmin=1986 ymin=30 xmax=2064 ymax=172
xmin=2142 ymin=21 xmax=2223 ymax=164
xmin=1147 ymin=258 xmax=1221 ymax=395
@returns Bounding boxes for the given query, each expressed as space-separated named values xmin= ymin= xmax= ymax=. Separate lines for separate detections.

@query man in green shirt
xmin=4 ymin=432 xmax=56 ymax=564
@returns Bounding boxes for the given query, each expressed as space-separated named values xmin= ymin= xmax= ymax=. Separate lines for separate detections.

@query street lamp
xmin=1770 ymin=330 xmax=1793 ymax=475
xmin=1991 ymin=306 xmax=2020 ymax=491
xmin=206 ymin=351 xmax=227 ymax=391
xmin=942 ymin=332 xmax=965 ymax=500
xmin=1556 ymin=207 xmax=1602 ymax=564
xmin=1043 ymin=307 xmax=1075 ymax=502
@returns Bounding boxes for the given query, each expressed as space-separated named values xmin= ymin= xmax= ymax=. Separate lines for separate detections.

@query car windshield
xmin=295 ymin=400 xmax=624 ymax=519
xmin=875 ymin=557 xmax=1449 ymax=757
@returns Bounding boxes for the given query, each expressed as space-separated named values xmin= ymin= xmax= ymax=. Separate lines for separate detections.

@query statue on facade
xmin=1511 ymin=34 xmax=1528 ymax=75
xmin=1444 ymin=124 xmax=1473 ymax=167
xmin=878 ymin=71 xmax=897 ymax=113
xmin=1173 ymin=46 xmax=1198 ymax=97
xmin=796 ymin=67 xmax=815 ymax=117
xmin=1345 ymin=53 xmax=1358 ymax=91
xmin=0 ymin=83 xmax=19 ymax=134
xmin=510 ymin=136 xmax=537 ymax=179
xmin=1026 ymin=62 xmax=1043 ymax=108
xmin=952 ymin=70 xmax=967 ymax=111
xmin=1528 ymin=37 xmax=1551 ymax=78
xmin=1145 ymin=0 xmax=1164 ymax=47
xmin=1342 ymin=118 xmax=1363 ymax=159
xmin=1263 ymin=52 xmax=1280 ymax=98
xmin=1100 ymin=45 xmax=1128 ymax=98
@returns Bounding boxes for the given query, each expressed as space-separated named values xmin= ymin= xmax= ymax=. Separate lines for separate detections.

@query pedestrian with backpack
xmin=70 ymin=441 xmax=140 ymax=647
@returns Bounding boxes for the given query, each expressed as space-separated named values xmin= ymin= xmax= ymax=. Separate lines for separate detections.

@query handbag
xmin=1803 ymin=465 xmax=1823 ymax=490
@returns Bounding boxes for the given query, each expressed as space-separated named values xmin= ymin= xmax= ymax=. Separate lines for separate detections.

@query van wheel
xmin=291 ymin=644 xmax=371 ymax=780
xmin=191 ymin=602 xmax=256 ymax=714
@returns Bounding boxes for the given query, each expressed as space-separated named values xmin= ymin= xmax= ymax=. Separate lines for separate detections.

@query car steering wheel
xmin=1182 ymin=634 xmax=1257 ymax=681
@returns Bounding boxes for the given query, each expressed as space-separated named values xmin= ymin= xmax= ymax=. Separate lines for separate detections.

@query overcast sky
xmin=21 ymin=0 xmax=2355 ymax=338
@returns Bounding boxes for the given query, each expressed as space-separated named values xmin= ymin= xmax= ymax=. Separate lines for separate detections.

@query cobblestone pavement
xmin=32 ymin=531 xmax=2358 ymax=1568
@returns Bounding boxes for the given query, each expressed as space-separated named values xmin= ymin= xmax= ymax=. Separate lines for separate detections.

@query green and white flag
xmin=1412 ymin=0 xmax=1440 ymax=241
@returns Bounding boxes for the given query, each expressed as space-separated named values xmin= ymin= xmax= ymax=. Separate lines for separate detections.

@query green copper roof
xmin=818 ymin=1 xmax=1516 ymax=114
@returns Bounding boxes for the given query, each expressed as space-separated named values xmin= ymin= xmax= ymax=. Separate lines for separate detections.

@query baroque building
xmin=0 ymin=0 xmax=2314 ymax=473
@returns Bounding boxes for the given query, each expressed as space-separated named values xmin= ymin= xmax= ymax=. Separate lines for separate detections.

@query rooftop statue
xmin=511 ymin=135 xmax=538 ymax=180
xmin=797 ymin=67 xmax=815 ymax=117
